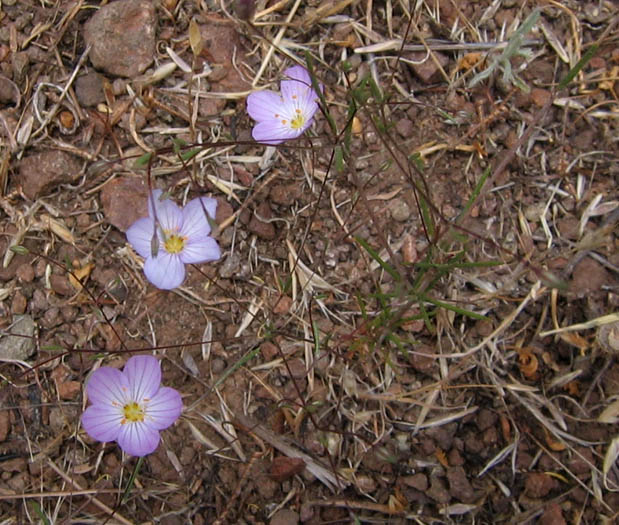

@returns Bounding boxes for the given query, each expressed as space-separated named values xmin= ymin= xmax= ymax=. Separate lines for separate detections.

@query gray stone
xmin=0 ymin=314 xmax=36 ymax=361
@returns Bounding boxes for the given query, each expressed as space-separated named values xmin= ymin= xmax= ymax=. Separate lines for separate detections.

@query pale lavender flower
xmin=126 ymin=189 xmax=221 ymax=290
xmin=81 ymin=355 xmax=182 ymax=457
xmin=246 ymin=65 xmax=322 ymax=145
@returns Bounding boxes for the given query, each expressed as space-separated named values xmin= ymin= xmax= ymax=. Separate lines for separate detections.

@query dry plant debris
xmin=0 ymin=0 xmax=617 ymax=523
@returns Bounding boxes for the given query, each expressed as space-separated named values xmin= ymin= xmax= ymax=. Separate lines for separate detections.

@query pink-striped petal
xmin=180 ymin=197 xmax=217 ymax=239
xmin=180 ymin=236 xmax=221 ymax=264
xmin=124 ymin=356 xmax=161 ymax=402
xmin=252 ymin=120 xmax=300 ymax=145
xmin=247 ymin=90 xmax=286 ymax=122
xmin=86 ymin=367 xmax=130 ymax=407
xmin=126 ymin=217 xmax=157 ymax=258
xmin=81 ymin=404 xmax=123 ymax=443
xmin=280 ymin=65 xmax=313 ymax=100
xmin=152 ymin=196 xmax=183 ymax=233
xmin=144 ymin=252 xmax=185 ymax=290
xmin=145 ymin=386 xmax=182 ymax=430
xmin=117 ymin=421 xmax=160 ymax=457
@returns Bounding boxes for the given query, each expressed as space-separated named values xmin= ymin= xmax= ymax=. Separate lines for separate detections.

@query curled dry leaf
xmin=543 ymin=427 xmax=567 ymax=452
xmin=518 ymin=348 xmax=539 ymax=379
xmin=598 ymin=321 xmax=619 ymax=354
xmin=68 ymin=261 xmax=95 ymax=290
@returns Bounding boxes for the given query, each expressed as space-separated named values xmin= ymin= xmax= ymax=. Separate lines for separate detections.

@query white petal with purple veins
xmin=126 ymin=217 xmax=157 ymax=259
xmin=124 ymin=356 xmax=161 ymax=402
xmin=117 ymin=421 xmax=160 ymax=457
xmin=180 ymin=236 xmax=221 ymax=264
xmin=144 ymin=252 xmax=185 ymax=290
xmin=81 ymin=404 xmax=123 ymax=443
xmin=86 ymin=367 xmax=130 ymax=406
xmin=146 ymin=386 xmax=183 ymax=430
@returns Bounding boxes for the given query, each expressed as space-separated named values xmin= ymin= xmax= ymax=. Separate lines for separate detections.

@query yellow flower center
xmin=163 ymin=233 xmax=186 ymax=254
xmin=122 ymin=402 xmax=145 ymax=423
xmin=290 ymin=109 xmax=305 ymax=130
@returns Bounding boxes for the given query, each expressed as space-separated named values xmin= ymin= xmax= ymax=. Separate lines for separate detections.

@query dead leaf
xmin=68 ymin=261 xmax=95 ymax=291
xmin=188 ymin=19 xmax=203 ymax=57
xmin=598 ymin=399 xmax=619 ymax=424
xmin=543 ymin=427 xmax=566 ymax=451
xmin=518 ymin=348 xmax=539 ymax=379
xmin=435 ymin=448 xmax=449 ymax=468
xmin=457 ymin=52 xmax=483 ymax=72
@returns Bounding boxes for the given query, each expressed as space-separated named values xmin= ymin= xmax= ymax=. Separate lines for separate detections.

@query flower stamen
xmin=122 ymin=401 xmax=145 ymax=423
xmin=163 ymin=233 xmax=186 ymax=254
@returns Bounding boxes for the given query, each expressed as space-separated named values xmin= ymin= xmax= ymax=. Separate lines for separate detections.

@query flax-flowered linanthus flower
xmin=81 ymin=355 xmax=182 ymax=457
xmin=126 ymin=189 xmax=221 ymax=290
xmin=246 ymin=65 xmax=323 ymax=145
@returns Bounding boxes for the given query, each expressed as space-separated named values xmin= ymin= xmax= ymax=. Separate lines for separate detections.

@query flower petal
xmin=280 ymin=65 xmax=313 ymax=100
xmin=86 ymin=367 xmax=130 ymax=407
xmin=180 ymin=235 xmax=221 ymax=264
xmin=152 ymin=195 xmax=183 ymax=233
xmin=117 ymin=421 xmax=160 ymax=457
xmin=124 ymin=355 xmax=161 ymax=402
xmin=81 ymin=404 xmax=123 ymax=443
xmin=180 ymin=197 xmax=217 ymax=239
xmin=252 ymin=120 xmax=300 ymax=145
xmin=145 ymin=386 xmax=182 ymax=430
xmin=143 ymin=252 xmax=186 ymax=290
xmin=247 ymin=90 xmax=286 ymax=122
xmin=126 ymin=217 xmax=156 ymax=258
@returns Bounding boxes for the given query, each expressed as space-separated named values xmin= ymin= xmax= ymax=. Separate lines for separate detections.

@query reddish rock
xmin=402 ymin=473 xmax=428 ymax=491
xmin=58 ymin=380 xmax=82 ymax=400
xmin=426 ymin=475 xmax=451 ymax=503
xmin=248 ymin=201 xmax=276 ymax=240
xmin=406 ymin=51 xmax=449 ymax=83
xmin=198 ymin=15 xmax=251 ymax=92
xmin=570 ymin=257 xmax=612 ymax=296
xmin=539 ymin=503 xmax=566 ymax=525
xmin=75 ymin=72 xmax=105 ymax=106
xmin=19 ymin=150 xmax=82 ymax=199
xmin=50 ymin=274 xmax=73 ymax=296
xmin=84 ymin=0 xmax=156 ymax=78
xmin=524 ymin=472 xmax=558 ymax=498
xmin=100 ymin=176 xmax=149 ymax=231
xmin=530 ymin=88 xmax=552 ymax=107
xmin=268 ymin=456 xmax=305 ymax=482
xmin=446 ymin=466 xmax=475 ymax=502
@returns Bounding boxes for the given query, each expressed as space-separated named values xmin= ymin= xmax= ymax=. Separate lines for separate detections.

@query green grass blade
xmin=558 ymin=44 xmax=598 ymax=90
xmin=355 ymin=237 xmax=400 ymax=281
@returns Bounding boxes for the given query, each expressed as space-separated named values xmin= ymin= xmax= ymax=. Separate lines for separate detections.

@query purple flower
xmin=81 ymin=355 xmax=182 ymax=457
xmin=126 ymin=189 xmax=221 ymax=290
xmin=246 ymin=65 xmax=322 ymax=145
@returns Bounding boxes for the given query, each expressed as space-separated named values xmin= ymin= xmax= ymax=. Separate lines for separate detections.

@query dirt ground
xmin=0 ymin=0 xmax=618 ymax=523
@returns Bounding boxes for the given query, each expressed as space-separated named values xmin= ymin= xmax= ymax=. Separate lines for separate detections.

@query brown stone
xmin=19 ymin=151 xmax=82 ymax=199
xmin=75 ymin=72 xmax=105 ymax=106
xmin=248 ymin=201 xmax=276 ymax=240
xmin=524 ymin=472 xmax=558 ymax=498
xmin=84 ymin=0 xmax=156 ymax=78
xmin=199 ymin=16 xmax=251 ymax=92
xmin=406 ymin=51 xmax=449 ymax=83
xmin=100 ymin=176 xmax=149 ymax=232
